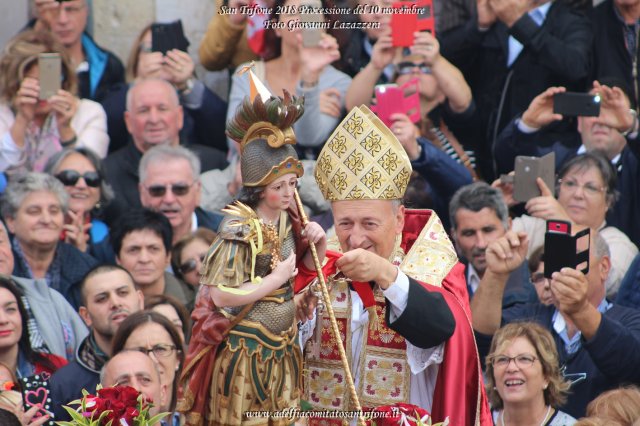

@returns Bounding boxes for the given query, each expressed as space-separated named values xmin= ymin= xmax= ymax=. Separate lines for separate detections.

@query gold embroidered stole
xmin=303 ymin=211 xmax=458 ymax=418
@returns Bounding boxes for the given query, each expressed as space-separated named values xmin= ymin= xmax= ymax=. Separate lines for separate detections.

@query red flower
xmin=124 ymin=406 xmax=140 ymax=424
xmin=97 ymin=387 xmax=120 ymax=402
xmin=120 ymin=386 xmax=140 ymax=407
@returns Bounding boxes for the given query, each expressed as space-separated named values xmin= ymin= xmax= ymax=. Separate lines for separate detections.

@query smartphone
xmin=38 ymin=53 xmax=61 ymax=100
xmin=300 ymin=0 xmax=324 ymax=47
xmin=391 ymin=1 xmax=418 ymax=47
xmin=544 ymin=220 xmax=590 ymax=278
xmin=371 ymin=79 xmax=420 ymax=127
xmin=21 ymin=374 xmax=55 ymax=425
xmin=416 ymin=0 xmax=436 ymax=37
xmin=553 ymin=92 xmax=601 ymax=117
xmin=513 ymin=152 xmax=555 ymax=203
xmin=151 ymin=20 xmax=190 ymax=55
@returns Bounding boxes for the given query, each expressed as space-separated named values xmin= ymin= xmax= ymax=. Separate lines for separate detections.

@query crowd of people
xmin=1 ymin=0 xmax=640 ymax=424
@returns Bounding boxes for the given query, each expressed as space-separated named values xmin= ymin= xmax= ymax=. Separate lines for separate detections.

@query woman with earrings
xmin=44 ymin=148 xmax=114 ymax=260
xmin=486 ymin=322 xmax=576 ymax=425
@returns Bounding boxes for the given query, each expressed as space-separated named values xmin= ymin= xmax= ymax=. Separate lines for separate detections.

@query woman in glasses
xmin=44 ymin=148 xmax=114 ymax=260
xmin=111 ymin=310 xmax=184 ymax=425
xmin=0 ymin=30 xmax=109 ymax=174
xmin=1 ymin=172 xmax=97 ymax=310
xmin=499 ymin=151 xmax=638 ymax=298
xmin=486 ymin=322 xmax=576 ymax=425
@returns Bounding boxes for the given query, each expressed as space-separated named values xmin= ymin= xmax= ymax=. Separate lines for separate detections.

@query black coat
xmin=103 ymin=141 xmax=227 ymax=225
xmin=590 ymin=0 xmax=640 ymax=108
xmin=440 ymin=2 xmax=592 ymax=178
xmin=100 ymin=82 xmax=228 ymax=154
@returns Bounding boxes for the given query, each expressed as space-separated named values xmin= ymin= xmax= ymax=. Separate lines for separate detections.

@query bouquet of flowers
xmin=369 ymin=403 xmax=449 ymax=426
xmin=56 ymin=385 xmax=168 ymax=426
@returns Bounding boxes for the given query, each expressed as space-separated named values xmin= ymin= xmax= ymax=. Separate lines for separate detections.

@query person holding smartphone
xmin=346 ymin=31 xmax=479 ymax=178
xmin=99 ymin=23 xmax=228 ymax=154
xmin=227 ymin=0 xmax=352 ymax=160
xmin=0 ymin=30 xmax=109 ymax=174
xmin=472 ymin=228 xmax=640 ymax=418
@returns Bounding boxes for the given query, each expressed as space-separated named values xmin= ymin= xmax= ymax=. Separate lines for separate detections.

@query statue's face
xmin=332 ymin=199 xmax=404 ymax=259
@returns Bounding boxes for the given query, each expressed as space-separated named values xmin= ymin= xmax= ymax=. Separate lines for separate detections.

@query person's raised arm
xmin=345 ymin=32 xmax=396 ymax=110
xmin=471 ymin=230 xmax=528 ymax=334
xmin=413 ymin=32 xmax=471 ymax=113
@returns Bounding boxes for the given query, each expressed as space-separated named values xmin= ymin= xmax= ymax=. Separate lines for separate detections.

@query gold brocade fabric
xmin=314 ymin=106 xmax=412 ymax=201
xmin=201 ymin=209 xmax=302 ymax=424
xmin=304 ymin=211 xmax=459 ymax=420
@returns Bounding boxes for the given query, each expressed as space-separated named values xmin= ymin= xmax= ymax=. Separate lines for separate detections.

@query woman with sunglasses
xmin=44 ymin=148 xmax=114 ymax=259
xmin=111 ymin=310 xmax=184 ymax=426
xmin=345 ymin=30 xmax=479 ymax=177
xmin=486 ymin=322 xmax=576 ymax=425
xmin=0 ymin=30 xmax=109 ymax=174
xmin=170 ymin=228 xmax=216 ymax=308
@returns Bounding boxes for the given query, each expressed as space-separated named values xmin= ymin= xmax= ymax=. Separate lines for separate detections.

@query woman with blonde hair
xmin=583 ymin=386 xmax=640 ymax=424
xmin=0 ymin=30 xmax=109 ymax=173
xmin=486 ymin=322 xmax=576 ymax=425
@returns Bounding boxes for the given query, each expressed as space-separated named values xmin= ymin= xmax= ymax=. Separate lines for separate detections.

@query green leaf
xmin=62 ymin=406 xmax=86 ymax=423
xmin=147 ymin=411 xmax=170 ymax=425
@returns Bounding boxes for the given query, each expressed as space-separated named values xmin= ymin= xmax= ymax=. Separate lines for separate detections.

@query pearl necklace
xmin=500 ymin=405 xmax=552 ymax=426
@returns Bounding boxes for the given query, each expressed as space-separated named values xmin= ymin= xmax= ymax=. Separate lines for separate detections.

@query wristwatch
xmin=621 ymin=109 xmax=638 ymax=137
xmin=178 ymin=78 xmax=195 ymax=96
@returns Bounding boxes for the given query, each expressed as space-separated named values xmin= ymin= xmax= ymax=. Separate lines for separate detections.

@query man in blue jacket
xmin=49 ymin=264 xmax=144 ymax=420
xmin=472 ymin=229 xmax=640 ymax=417
xmin=34 ymin=0 xmax=124 ymax=102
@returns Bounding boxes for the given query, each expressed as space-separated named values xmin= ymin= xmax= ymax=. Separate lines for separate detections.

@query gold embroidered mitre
xmin=314 ymin=105 xmax=412 ymax=201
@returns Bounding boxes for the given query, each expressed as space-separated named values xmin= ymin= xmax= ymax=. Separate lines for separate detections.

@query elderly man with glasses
xmin=139 ymin=144 xmax=222 ymax=245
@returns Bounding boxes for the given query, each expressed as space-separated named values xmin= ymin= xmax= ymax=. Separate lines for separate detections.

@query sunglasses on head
xmin=55 ymin=170 xmax=102 ymax=187
xmin=396 ymin=62 xmax=432 ymax=75
xmin=179 ymin=254 xmax=206 ymax=275
xmin=145 ymin=183 xmax=194 ymax=198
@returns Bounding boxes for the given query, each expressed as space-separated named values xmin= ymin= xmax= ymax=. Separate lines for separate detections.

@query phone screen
xmin=553 ymin=92 xmax=601 ymax=117
xmin=38 ymin=53 xmax=61 ymax=100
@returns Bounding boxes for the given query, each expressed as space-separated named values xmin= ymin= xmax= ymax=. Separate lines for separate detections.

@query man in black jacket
xmin=440 ymin=0 xmax=592 ymax=179
xmin=590 ymin=0 xmax=640 ymax=109
xmin=493 ymin=82 xmax=640 ymax=248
